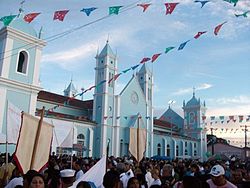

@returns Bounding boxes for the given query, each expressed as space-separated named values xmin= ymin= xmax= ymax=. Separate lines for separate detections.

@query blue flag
xmin=80 ymin=7 xmax=97 ymax=16
xmin=178 ymin=40 xmax=190 ymax=50
xmin=131 ymin=64 xmax=140 ymax=70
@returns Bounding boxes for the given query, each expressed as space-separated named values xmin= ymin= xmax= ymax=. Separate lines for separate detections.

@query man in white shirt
xmin=206 ymin=164 xmax=237 ymax=188
xmin=73 ymin=160 xmax=84 ymax=181
xmin=120 ymin=160 xmax=134 ymax=188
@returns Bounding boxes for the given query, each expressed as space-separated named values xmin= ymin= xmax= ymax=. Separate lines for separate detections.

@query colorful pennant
xmin=194 ymin=1 xmax=210 ymax=8
xmin=165 ymin=3 xmax=179 ymax=15
xmin=140 ymin=57 xmax=151 ymax=64
xmin=80 ymin=7 xmax=97 ymax=16
xmin=235 ymin=11 xmax=250 ymax=18
xmin=194 ymin=31 xmax=207 ymax=39
xmin=178 ymin=40 xmax=190 ymax=50
xmin=165 ymin=47 xmax=175 ymax=53
xmin=109 ymin=6 xmax=123 ymax=15
xmin=137 ymin=3 xmax=151 ymax=12
xmin=214 ymin=21 xmax=227 ymax=35
xmin=24 ymin=13 xmax=40 ymax=23
xmin=53 ymin=10 xmax=69 ymax=21
xmin=151 ymin=53 xmax=162 ymax=63
xmin=0 ymin=15 xmax=17 ymax=26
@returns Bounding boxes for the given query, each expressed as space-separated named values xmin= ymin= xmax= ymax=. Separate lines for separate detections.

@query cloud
xmin=172 ymin=83 xmax=213 ymax=95
xmin=207 ymin=95 xmax=250 ymax=106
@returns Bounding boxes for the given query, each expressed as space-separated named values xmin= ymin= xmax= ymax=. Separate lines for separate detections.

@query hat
xmin=209 ymin=164 xmax=225 ymax=177
xmin=60 ymin=169 xmax=75 ymax=178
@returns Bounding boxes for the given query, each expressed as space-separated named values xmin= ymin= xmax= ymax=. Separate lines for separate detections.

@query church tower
xmin=136 ymin=64 xmax=154 ymax=156
xmin=93 ymin=41 xmax=117 ymax=157
xmin=64 ymin=79 xmax=77 ymax=97
xmin=0 ymin=16 xmax=46 ymax=132
xmin=182 ymin=89 xmax=207 ymax=161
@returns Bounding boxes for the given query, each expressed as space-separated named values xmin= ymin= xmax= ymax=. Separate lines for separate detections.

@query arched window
xmin=185 ymin=149 xmax=188 ymax=155
xmin=189 ymin=112 xmax=195 ymax=124
xmin=166 ymin=144 xmax=170 ymax=157
xmin=176 ymin=145 xmax=179 ymax=156
xmin=194 ymin=150 xmax=197 ymax=156
xmin=17 ymin=50 xmax=28 ymax=74
xmin=157 ymin=143 xmax=161 ymax=156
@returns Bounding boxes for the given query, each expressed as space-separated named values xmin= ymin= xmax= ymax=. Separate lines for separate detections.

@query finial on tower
xmin=106 ymin=34 xmax=110 ymax=44
xmin=18 ymin=0 xmax=25 ymax=17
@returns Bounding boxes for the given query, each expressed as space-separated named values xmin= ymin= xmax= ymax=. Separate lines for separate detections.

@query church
xmin=0 ymin=16 xmax=207 ymax=160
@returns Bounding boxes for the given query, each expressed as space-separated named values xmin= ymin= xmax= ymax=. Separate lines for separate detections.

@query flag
xmin=129 ymin=127 xmax=146 ymax=162
xmin=194 ymin=31 xmax=207 ymax=39
xmin=14 ymin=112 xmax=53 ymax=174
xmin=151 ymin=53 xmax=161 ymax=63
xmin=131 ymin=64 xmax=140 ymax=70
xmin=0 ymin=15 xmax=17 ymax=26
xmin=178 ymin=40 xmax=190 ymax=50
xmin=80 ymin=7 xmax=97 ymax=16
xmin=165 ymin=46 xmax=175 ymax=53
xmin=53 ymin=10 xmax=69 ymax=21
xmin=70 ymin=155 xmax=106 ymax=188
xmin=122 ymin=68 xmax=131 ymax=73
xmin=235 ymin=11 xmax=249 ymax=18
xmin=23 ymin=13 xmax=40 ymax=23
xmin=109 ymin=6 xmax=123 ymax=15
xmin=238 ymin=115 xmax=243 ymax=122
xmin=194 ymin=1 xmax=210 ymax=8
xmin=214 ymin=21 xmax=227 ymax=35
xmin=229 ymin=115 xmax=234 ymax=120
xmin=7 ymin=101 xmax=22 ymax=144
xmin=137 ymin=3 xmax=151 ymax=12
xmin=140 ymin=57 xmax=151 ymax=64
xmin=223 ymin=0 xmax=238 ymax=6
xmin=210 ymin=116 xmax=215 ymax=120
xmin=165 ymin=3 xmax=179 ymax=15
xmin=114 ymin=73 xmax=122 ymax=80
xmin=96 ymin=80 xmax=107 ymax=87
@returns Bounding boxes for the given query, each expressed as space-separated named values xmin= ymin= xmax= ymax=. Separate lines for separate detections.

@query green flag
xmin=122 ymin=68 xmax=131 ymax=73
xmin=223 ymin=0 xmax=238 ymax=6
xmin=0 ymin=15 xmax=17 ymax=26
xmin=165 ymin=46 xmax=175 ymax=54
xmin=109 ymin=6 xmax=123 ymax=15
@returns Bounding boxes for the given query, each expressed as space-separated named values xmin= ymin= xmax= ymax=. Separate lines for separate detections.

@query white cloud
xmin=172 ymin=83 xmax=213 ymax=95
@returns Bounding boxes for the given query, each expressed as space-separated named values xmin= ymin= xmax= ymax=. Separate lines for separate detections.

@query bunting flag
xmin=239 ymin=115 xmax=244 ymax=122
xmin=235 ymin=11 xmax=249 ymax=18
xmin=137 ymin=3 xmax=151 ymax=12
xmin=165 ymin=3 xmax=179 ymax=15
xmin=178 ymin=40 xmax=190 ymax=50
xmin=0 ymin=15 xmax=17 ymax=26
xmin=131 ymin=64 xmax=140 ymax=70
xmin=194 ymin=31 xmax=207 ymax=39
xmin=151 ymin=53 xmax=161 ymax=63
xmin=229 ymin=115 xmax=234 ymax=121
xmin=165 ymin=46 xmax=175 ymax=53
xmin=53 ymin=10 xmax=69 ymax=21
xmin=214 ymin=21 xmax=227 ymax=35
xmin=96 ymin=80 xmax=107 ymax=88
xmin=140 ymin=57 xmax=151 ymax=64
xmin=114 ymin=73 xmax=122 ymax=80
xmin=194 ymin=1 xmax=210 ymax=8
xmin=109 ymin=6 xmax=123 ymax=15
xmin=210 ymin=116 xmax=215 ymax=120
xmin=23 ymin=13 xmax=40 ymax=23
xmin=80 ymin=7 xmax=97 ymax=16
xmin=223 ymin=0 xmax=238 ymax=6
xmin=122 ymin=68 xmax=131 ymax=73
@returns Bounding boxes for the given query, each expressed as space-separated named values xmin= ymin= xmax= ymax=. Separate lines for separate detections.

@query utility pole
xmin=240 ymin=125 xmax=250 ymax=159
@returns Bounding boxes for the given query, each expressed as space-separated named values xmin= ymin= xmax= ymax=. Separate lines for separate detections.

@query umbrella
xmin=208 ymin=154 xmax=229 ymax=161
xmin=151 ymin=155 xmax=171 ymax=160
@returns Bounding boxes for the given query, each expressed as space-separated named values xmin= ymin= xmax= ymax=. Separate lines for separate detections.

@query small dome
xmin=8 ymin=16 xmax=37 ymax=37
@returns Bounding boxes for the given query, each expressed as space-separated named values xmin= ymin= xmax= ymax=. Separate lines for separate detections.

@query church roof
xmin=98 ymin=41 xmax=115 ymax=57
xmin=8 ymin=16 xmax=37 ymax=37
xmin=186 ymin=95 xmax=200 ymax=106
xmin=160 ymin=107 xmax=184 ymax=122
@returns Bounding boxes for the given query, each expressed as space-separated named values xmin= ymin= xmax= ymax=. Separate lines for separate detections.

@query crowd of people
xmin=0 ymin=153 xmax=250 ymax=188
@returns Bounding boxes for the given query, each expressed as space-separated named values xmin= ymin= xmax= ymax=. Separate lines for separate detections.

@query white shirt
xmin=145 ymin=171 xmax=154 ymax=187
xmin=5 ymin=177 xmax=23 ymax=188
xmin=206 ymin=179 xmax=237 ymax=188
xmin=75 ymin=169 xmax=84 ymax=180
xmin=151 ymin=178 xmax=162 ymax=186
xmin=120 ymin=169 xmax=134 ymax=188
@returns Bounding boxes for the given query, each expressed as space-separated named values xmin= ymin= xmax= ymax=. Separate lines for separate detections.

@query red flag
xmin=114 ymin=73 xmax=122 ymax=81
xmin=53 ymin=10 xmax=69 ymax=21
xmin=140 ymin=57 xmax=151 ymax=64
xmin=214 ymin=21 xmax=227 ymax=35
xmin=165 ymin=3 xmax=179 ymax=15
xmin=137 ymin=3 xmax=151 ymax=12
xmin=151 ymin=53 xmax=161 ymax=63
xmin=194 ymin=31 xmax=207 ymax=39
xmin=229 ymin=115 xmax=234 ymax=120
xmin=24 ymin=13 xmax=40 ymax=23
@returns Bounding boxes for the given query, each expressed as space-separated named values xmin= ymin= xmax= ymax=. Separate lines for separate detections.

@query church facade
xmin=0 ymin=17 xmax=207 ymax=160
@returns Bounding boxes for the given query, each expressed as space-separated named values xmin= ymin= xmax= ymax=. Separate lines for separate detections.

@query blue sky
xmin=1 ymin=0 xmax=250 ymax=143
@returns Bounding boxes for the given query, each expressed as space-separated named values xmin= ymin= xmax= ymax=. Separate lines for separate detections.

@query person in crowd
xmin=4 ymin=167 xmax=23 ymax=188
xmin=150 ymin=168 xmax=161 ymax=186
xmin=145 ymin=164 xmax=153 ymax=188
xmin=60 ymin=169 xmax=75 ymax=188
xmin=160 ymin=164 xmax=175 ymax=187
xmin=120 ymin=160 xmax=134 ymax=188
xmin=28 ymin=173 xmax=45 ymax=188
xmin=190 ymin=163 xmax=202 ymax=178
xmin=206 ymin=164 xmax=237 ymax=188
xmin=127 ymin=177 xmax=140 ymax=188
xmin=76 ymin=181 xmax=91 ymax=188
xmin=103 ymin=169 xmax=121 ymax=188
xmin=23 ymin=170 xmax=40 ymax=188
xmin=73 ymin=160 xmax=84 ymax=181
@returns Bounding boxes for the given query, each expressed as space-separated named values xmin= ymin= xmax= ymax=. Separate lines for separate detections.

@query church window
xmin=157 ymin=143 xmax=161 ymax=155
xmin=194 ymin=143 xmax=197 ymax=148
xmin=176 ymin=145 xmax=179 ymax=156
xmin=110 ymin=60 xmax=113 ymax=64
xmin=185 ymin=149 xmax=188 ymax=155
xmin=185 ymin=141 xmax=187 ymax=147
xmin=77 ymin=134 xmax=85 ymax=157
xmin=166 ymin=144 xmax=170 ymax=157
xmin=17 ymin=50 xmax=28 ymax=74
xmin=141 ymin=76 xmax=143 ymax=80
xmin=189 ymin=112 xmax=195 ymax=124
xmin=194 ymin=150 xmax=197 ymax=156
xmin=101 ymin=60 xmax=104 ymax=63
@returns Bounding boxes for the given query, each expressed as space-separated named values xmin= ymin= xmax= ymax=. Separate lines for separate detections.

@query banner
xmin=7 ymin=101 xmax=22 ymax=144
xmin=14 ymin=112 xmax=53 ymax=174
xmin=70 ymin=155 xmax=106 ymax=188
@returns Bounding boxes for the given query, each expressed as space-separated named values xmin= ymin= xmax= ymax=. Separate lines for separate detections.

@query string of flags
xmin=202 ymin=115 xmax=250 ymax=125
xmin=0 ymin=0 xmax=244 ymax=26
